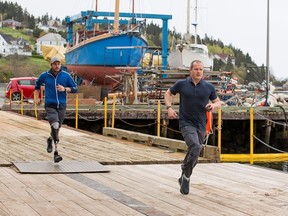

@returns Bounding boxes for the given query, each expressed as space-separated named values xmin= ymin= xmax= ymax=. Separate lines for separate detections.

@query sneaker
xmin=178 ymin=174 xmax=190 ymax=195
xmin=46 ymin=137 xmax=53 ymax=153
xmin=54 ymin=152 xmax=63 ymax=163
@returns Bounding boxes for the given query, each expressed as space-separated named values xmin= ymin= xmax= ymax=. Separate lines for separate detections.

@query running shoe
xmin=46 ymin=137 xmax=53 ymax=153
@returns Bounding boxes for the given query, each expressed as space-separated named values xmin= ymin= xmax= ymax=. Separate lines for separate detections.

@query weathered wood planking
xmin=0 ymin=111 xmax=189 ymax=166
xmin=1 ymin=111 xmax=288 ymax=215
xmin=103 ymin=127 xmax=220 ymax=162
xmin=0 ymin=163 xmax=288 ymax=215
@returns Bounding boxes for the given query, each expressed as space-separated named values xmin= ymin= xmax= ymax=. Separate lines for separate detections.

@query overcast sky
xmin=7 ymin=0 xmax=288 ymax=80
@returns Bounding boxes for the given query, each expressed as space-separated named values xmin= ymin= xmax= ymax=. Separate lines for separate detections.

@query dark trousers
xmin=180 ymin=125 xmax=205 ymax=178
xmin=45 ymin=107 xmax=66 ymax=127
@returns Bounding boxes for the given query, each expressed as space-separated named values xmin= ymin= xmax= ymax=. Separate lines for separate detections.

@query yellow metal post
xmin=157 ymin=100 xmax=161 ymax=137
xmin=9 ymin=89 xmax=12 ymax=100
xmin=9 ymin=89 xmax=12 ymax=110
xmin=104 ymin=97 xmax=107 ymax=128
xmin=75 ymin=94 xmax=79 ymax=129
xmin=112 ymin=95 xmax=116 ymax=128
xmin=34 ymin=91 xmax=38 ymax=119
xmin=218 ymin=108 xmax=222 ymax=156
xmin=20 ymin=90 xmax=23 ymax=115
xmin=250 ymin=108 xmax=254 ymax=164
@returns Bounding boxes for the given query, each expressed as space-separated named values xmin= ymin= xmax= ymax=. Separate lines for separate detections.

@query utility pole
xmin=265 ymin=0 xmax=270 ymax=106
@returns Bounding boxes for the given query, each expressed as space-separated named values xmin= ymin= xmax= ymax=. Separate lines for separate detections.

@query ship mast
xmin=94 ymin=0 xmax=99 ymax=31
xmin=184 ymin=0 xmax=191 ymax=44
xmin=186 ymin=0 xmax=190 ymax=35
xmin=192 ymin=0 xmax=198 ymax=45
xmin=131 ymin=0 xmax=136 ymax=29
xmin=114 ymin=0 xmax=120 ymax=33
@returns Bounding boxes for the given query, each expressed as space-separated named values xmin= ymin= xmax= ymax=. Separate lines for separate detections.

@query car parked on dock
xmin=5 ymin=77 xmax=39 ymax=101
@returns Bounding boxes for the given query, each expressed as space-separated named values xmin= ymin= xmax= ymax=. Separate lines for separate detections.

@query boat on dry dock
xmin=64 ymin=0 xmax=148 ymax=90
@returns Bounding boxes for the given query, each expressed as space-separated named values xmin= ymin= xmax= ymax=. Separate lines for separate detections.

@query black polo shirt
xmin=170 ymin=77 xmax=217 ymax=131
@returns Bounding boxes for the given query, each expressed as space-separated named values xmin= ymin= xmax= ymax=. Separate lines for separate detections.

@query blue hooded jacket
xmin=35 ymin=69 xmax=77 ymax=109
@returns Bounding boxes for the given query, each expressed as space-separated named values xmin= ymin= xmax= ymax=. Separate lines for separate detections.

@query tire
xmin=12 ymin=92 xmax=21 ymax=101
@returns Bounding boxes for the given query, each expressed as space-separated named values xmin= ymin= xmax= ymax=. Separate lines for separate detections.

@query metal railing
xmin=8 ymin=91 xmax=288 ymax=164
xmin=220 ymin=108 xmax=288 ymax=164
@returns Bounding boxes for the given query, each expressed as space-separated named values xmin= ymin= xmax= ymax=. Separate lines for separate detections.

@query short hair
xmin=190 ymin=60 xmax=203 ymax=70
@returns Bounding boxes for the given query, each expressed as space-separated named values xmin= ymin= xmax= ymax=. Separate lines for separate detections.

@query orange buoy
xmin=206 ymin=111 xmax=213 ymax=136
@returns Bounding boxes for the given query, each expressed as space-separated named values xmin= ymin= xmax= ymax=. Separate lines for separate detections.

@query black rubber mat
xmin=13 ymin=161 xmax=110 ymax=174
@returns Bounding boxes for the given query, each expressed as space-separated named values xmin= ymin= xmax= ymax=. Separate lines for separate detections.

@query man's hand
xmin=205 ymin=103 xmax=214 ymax=112
xmin=56 ymin=84 xmax=65 ymax=92
xmin=167 ymin=108 xmax=178 ymax=119
xmin=36 ymin=98 xmax=42 ymax=106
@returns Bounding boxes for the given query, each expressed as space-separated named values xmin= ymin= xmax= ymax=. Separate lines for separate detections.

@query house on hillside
xmin=0 ymin=33 xmax=32 ymax=57
xmin=36 ymin=22 xmax=51 ymax=33
xmin=36 ymin=20 xmax=65 ymax=33
xmin=1 ymin=19 xmax=22 ymax=29
xmin=16 ymin=38 xmax=32 ymax=56
xmin=39 ymin=25 xmax=50 ymax=33
xmin=36 ymin=33 xmax=66 ymax=54
xmin=47 ymin=19 xmax=61 ymax=27
xmin=214 ymin=53 xmax=235 ymax=65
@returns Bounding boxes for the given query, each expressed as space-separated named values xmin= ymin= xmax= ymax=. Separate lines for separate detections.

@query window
xmin=18 ymin=80 xmax=35 ymax=85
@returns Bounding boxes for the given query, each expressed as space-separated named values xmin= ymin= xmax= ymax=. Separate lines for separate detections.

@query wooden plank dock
xmin=0 ymin=111 xmax=190 ymax=166
xmin=0 ymin=111 xmax=288 ymax=215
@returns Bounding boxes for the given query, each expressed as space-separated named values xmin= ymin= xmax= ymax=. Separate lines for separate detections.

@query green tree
xmin=208 ymin=44 xmax=222 ymax=55
xmin=32 ymin=27 xmax=42 ymax=38
xmin=225 ymin=57 xmax=234 ymax=71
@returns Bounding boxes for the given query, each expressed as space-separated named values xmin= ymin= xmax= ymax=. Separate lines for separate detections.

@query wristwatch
xmin=166 ymin=105 xmax=172 ymax=110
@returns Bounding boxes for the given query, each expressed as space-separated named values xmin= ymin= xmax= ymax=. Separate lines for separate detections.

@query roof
xmin=2 ymin=19 xmax=22 ymax=25
xmin=0 ymin=33 xmax=15 ymax=44
xmin=37 ymin=33 xmax=66 ymax=42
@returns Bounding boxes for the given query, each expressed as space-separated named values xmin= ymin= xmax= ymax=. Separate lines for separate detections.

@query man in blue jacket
xmin=35 ymin=56 xmax=77 ymax=163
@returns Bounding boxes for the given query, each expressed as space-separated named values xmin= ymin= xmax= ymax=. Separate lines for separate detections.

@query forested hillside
xmin=0 ymin=1 xmax=63 ymax=29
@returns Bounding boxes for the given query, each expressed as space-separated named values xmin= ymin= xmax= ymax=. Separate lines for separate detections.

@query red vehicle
xmin=5 ymin=77 xmax=40 ymax=101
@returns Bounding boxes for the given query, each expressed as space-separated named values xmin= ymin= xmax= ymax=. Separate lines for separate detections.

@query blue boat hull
xmin=65 ymin=33 xmax=147 ymax=88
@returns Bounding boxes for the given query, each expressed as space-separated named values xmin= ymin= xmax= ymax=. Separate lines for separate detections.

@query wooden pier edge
xmin=102 ymin=127 xmax=220 ymax=162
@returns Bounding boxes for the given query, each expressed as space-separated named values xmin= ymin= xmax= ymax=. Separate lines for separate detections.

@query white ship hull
xmin=168 ymin=44 xmax=214 ymax=70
